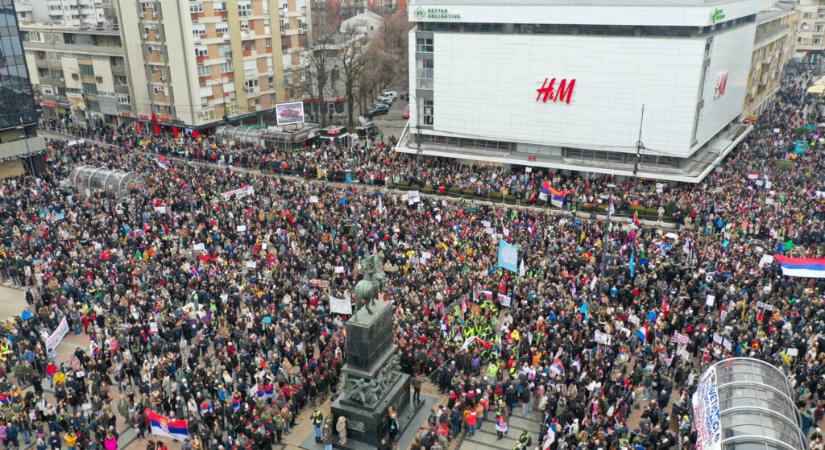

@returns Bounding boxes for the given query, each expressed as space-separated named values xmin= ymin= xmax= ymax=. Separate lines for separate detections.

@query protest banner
xmin=330 ymin=297 xmax=353 ymax=315
xmin=45 ymin=317 xmax=69 ymax=351
xmin=691 ymin=367 xmax=722 ymax=450
xmin=220 ymin=186 xmax=255 ymax=201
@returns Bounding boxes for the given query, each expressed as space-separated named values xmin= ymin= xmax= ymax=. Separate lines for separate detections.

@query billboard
xmin=430 ymin=27 xmax=754 ymax=158
xmin=275 ymin=101 xmax=305 ymax=126
xmin=692 ymin=366 xmax=722 ymax=450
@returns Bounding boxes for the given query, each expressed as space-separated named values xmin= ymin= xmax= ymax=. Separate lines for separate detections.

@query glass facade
xmin=0 ymin=0 xmax=36 ymax=130
xmin=697 ymin=358 xmax=807 ymax=450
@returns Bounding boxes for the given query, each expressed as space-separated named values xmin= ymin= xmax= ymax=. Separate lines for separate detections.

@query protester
xmin=0 ymin=60 xmax=820 ymax=450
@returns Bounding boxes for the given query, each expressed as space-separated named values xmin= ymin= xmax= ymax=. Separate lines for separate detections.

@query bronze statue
xmin=353 ymin=252 xmax=387 ymax=317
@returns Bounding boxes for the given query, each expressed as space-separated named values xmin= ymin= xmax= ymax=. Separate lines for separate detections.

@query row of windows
xmin=420 ymin=133 xmax=511 ymax=151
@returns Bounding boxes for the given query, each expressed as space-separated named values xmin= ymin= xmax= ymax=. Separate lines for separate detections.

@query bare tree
xmin=337 ymin=29 xmax=368 ymax=127
xmin=305 ymin=23 xmax=336 ymax=127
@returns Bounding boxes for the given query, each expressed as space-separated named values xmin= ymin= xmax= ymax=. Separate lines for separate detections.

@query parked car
xmin=381 ymin=91 xmax=399 ymax=101
xmin=402 ymin=105 xmax=410 ymax=119
xmin=366 ymin=103 xmax=390 ymax=117
xmin=356 ymin=121 xmax=377 ymax=138
xmin=376 ymin=95 xmax=394 ymax=106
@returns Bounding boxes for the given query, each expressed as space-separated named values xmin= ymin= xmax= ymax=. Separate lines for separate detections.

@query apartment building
xmin=0 ymin=0 xmax=45 ymax=178
xmin=744 ymin=3 xmax=799 ymax=116
xmin=15 ymin=0 xmax=107 ymax=27
xmin=280 ymin=0 xmax=312 ymax=100
xmin=797 ymin=0 xmax=825 ymax=51
xmin=116 ymin=0 xmax=291 ymax=129
xmin=21 ymin=24 xmax=134 ymax=123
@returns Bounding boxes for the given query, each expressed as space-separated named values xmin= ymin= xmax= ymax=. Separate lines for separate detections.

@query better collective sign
xmin=536 ymin=77 xmax=576 ymax=104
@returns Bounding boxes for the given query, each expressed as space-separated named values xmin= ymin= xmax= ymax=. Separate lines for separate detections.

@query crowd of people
xmin=4 ymin=61 xmax=822 ymax=450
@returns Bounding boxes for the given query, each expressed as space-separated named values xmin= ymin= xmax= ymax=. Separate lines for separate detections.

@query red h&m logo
xmin=536 ymin=77 xmax=576 ymax=104
xmin=715 ymin=72 xmax=728 ymax=98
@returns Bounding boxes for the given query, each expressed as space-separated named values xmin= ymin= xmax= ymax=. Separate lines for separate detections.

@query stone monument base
xmin=330 ymin=372 xmax=410 ymax=446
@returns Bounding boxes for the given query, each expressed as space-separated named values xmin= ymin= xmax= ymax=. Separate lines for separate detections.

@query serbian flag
xmin=0 ymin=392 xmax=11 ymax=405
xmin=264 ymin=384 xmax=275 ymax=398
xmin=539 ymin=181 xmax=552 ymax=201
xmin=146 ymin=409 xmax=189 ymax=440
xmin=549 ymin=187 xmax=566 ymax=208
xmin=155 ymin=155 xmax=170 ymax=171
xmin=636 ymin=325 xmax=648 ymax=343
xmin=774 ymin=255 xmax=825 ymax=278
xmin=459 ymin=336 xmax=493 ymax=352
xmin=199 ymin=400 xmax=212 ymax=415
xmin=231 ymin=397 xmax=241 ymax=412
xmin=550 ymin=357 xmax=565 ymax=376
xmin=571 ymin=356 xmax=581 ymax=371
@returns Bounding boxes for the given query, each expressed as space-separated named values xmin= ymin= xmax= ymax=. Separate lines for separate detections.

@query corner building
xmin=402 ymin=0 xmax=762 ymax=183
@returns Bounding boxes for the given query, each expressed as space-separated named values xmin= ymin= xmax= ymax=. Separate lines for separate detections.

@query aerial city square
xmin=0 ymin=0 xmax=822 ymax=449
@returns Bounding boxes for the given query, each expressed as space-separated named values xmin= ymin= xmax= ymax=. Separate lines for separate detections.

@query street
xmin=371 ymin=97 xmax=409 ymax=143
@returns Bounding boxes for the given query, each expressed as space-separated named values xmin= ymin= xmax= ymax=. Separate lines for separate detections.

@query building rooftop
xmin=19 ymin=22 xmax=120 ymax=35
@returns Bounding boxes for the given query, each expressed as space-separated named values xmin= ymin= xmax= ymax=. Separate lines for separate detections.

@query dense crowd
xmin=3 ymin=62 xmax=822 ymax=450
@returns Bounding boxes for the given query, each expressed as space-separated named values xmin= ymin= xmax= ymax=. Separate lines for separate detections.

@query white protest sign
xmin=706 ymin=295 xmax=715 ymax=307
xmin=594 ymin=331 xmax=612 ymax=345
xmin=722 ymin=339 xmax=732 ymax=351
xmin=45 ymin=317 xmax=69 ymax=351
xmin=673 ymin=332 xmax=690 ymax=345
xmin=237 ymin=225 xmax=247 ymax=232
xmin=756 ymin=301 xmax=774 ymax=311
xmin=758 ymin=254 xmax=774 ymax=268
xmin=786 ymin=348 xmax=798 ymax=357
xmin=628 ymin=314 xmax=640 ymax=326
xmin=334 ymin=266 xmax=345 ymax=274
xmin=309 ymin=195 xmax=319 ymax=204
xmin=712 ymin=333 xmax=723 ymax=345
xmin=220 ymin=185 xmax=255 ymax=201
xmin=193 ymin=243 xmax=206 ymax=252
xmin=330 ymin=297 xmax=353 ymax=315
xmin=497 ymin=294 xmax=511 ymax=307
xmin=246 ymin=261 xmax=257 ymax=269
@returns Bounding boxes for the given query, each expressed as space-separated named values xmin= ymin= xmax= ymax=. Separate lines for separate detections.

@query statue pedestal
xmin=330 ymin=300 xmax=411 ymax=447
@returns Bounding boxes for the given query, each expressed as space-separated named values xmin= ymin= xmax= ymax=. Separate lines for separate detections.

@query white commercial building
xmin=401 ymin=0 xmax=762 ymax=182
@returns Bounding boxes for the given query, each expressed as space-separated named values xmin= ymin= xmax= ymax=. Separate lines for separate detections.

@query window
xmin=63 ymin=33 xmax=75 ymax=44
xmin=244 ymin=79 xmax=258 ymax=92
xmin=41 ymin=86 xmax=55 ymax=96
xmin=240 ymin=22 xmax=250 ymax=32
xmin=88 ymin=101 xmax=100 ymax=112
xmin=216 ymin=23 xmax=229 ymax=34
xmin=114 ymin=76 xmax=127 ymax=85
xmin=79 ymin=64 xmax=94 ymax=76
xmin=213 ymin=2 xmax=226 ymax=11
xmin=298 ymin=19 xmax=307 ymax=32
xmin=238 ymin=1 xmax=252 ymax=17
xmin=280 ymin=20 xmax=287 ymax=33
xmin=265 ymin=38 xmax=272 ymax=48
xmin=417 ymin=59 xmax=433 ymax=89
xmin=82 ymin=83 xmax=98 ymax=95
xmin=140 ymin=2 xmax=156 ymax=12
xmin=153 ymin=86 xmax=167 ymax=95
xmin=816 ymin=38 xmax=822 ymax=44
xmin=195 ymin=46 xmax=208 ymax=57
xmin=116 ymin=93 xmax=130 ymax=104
xmin=50 ymin=69 xmax=64 ymax=80
xmin=799 ymin=36 xmax=806 ymax=43
xmin=816 ymin=25 xmax=823 ymax=32
xmin=192 ymin=25 xmax=206 ymax=38
xmin=198 ymin=65 xmax=211 ymax=77
xmin=804 ymin=12 xmax=813 ymax=19
xmin=416 ymin=37 xmax=433 ymax=53
xmin=48 ymin=52 xmax=60 ymax=61
xmin=220 ymin=61 xmax=233 ymax=72
xmin=423 ymin=99 xmax=433 ymax=125
xmin=190 ymin=3 xmax=203 ymax=13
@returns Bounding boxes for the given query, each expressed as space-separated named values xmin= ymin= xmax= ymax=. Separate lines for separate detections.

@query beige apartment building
xmin=744 ymin=3 xmax=799 ymax=116
xmin=797 ymin=0 xmax=825 ymax=51
xmin=20 ymin=24 xmax=134 ymax=123
xmin=116 ymin=0 xmax=311 ymax=129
